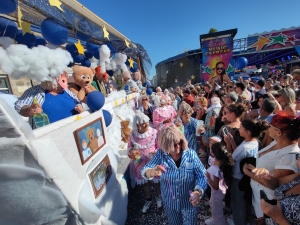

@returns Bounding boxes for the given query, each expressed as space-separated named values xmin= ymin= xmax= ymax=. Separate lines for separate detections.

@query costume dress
xmin=128 ymin=127 xmax=159 ymax=187
xmin=141 ymin=148 xmax=207 ymax=225
xmin=153 ymin=105 xmax=177 ymax=137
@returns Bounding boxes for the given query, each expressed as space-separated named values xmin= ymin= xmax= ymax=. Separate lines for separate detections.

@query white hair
xmin=132 ymin=110 xmax=150 ymax=130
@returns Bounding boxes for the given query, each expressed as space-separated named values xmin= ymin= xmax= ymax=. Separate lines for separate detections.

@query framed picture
xmin=88 ymin=154 xmax=112 ymax=198
xmin=74 ymin=117 xmax=106 ymax=165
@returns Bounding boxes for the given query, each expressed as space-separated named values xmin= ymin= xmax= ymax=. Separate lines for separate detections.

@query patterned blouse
xmin=266 ymin=175 xmax=300 ymax=225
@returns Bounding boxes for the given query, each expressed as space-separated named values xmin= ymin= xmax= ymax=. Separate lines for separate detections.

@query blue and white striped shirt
xmin=14 ymin=85 xmax=81 ymax=113
xmin=141 ymin=148 xmax=207 ymax=211
xmin=184 ymin=118 xmax=199 ymax=152
xmin=0 ymin=91 xmax=18 ymax=109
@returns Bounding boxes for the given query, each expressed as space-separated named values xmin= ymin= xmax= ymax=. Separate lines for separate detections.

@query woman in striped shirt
xmin=142 ymin=124 xmax=207 ymax=225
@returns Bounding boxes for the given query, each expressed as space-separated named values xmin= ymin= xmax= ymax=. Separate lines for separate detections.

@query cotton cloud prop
xmin=0 ymin=44 xmax=73 ymax=82
xmin=90 ymin=56 xmax=98 ymax=68
xmin=99 ymin=45 xmax=110 ymax=73
xmin=114 ymin=53 xmax=128 ymax=72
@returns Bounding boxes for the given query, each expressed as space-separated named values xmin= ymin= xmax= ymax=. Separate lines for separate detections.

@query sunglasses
xmin=174 ymin=140 xmax=182 ymax=147
xmin=216 ymin=67 xmax=224 ymax=70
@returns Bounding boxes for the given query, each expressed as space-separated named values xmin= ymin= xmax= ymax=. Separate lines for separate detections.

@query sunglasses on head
xmin=216 ymin=67 xmax=224 ymax=70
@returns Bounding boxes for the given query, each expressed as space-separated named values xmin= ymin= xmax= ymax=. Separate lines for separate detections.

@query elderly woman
xmin=178 ymin=101 xmax=200 ymax=152
xmin=127 ymin=111 xmax=161 ymax=213
xmin=153 ymin=96 xmax=177 ymax=136
xmin=141 ymin=125 xmax=207 ymax=225
xmin=15 ymin=75 xmax=83 ymax=126
xmin=122 ymin=71 xmax=139 ymax=93
xmin=138 ymin=95 xmax=154 ymax=123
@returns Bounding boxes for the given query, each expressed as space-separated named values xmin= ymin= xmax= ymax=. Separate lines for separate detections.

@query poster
xmin=201 ymin=35 xmax=234 ymax=83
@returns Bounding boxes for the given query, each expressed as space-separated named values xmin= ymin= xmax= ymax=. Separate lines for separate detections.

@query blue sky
xmin=78 ymin=0 xmax=300 ymax=78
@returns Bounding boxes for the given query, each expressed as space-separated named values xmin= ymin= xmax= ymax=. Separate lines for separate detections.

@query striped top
xmin=141 ymin=148 xmax=207 ymax=211
xmin=184 ymin=117 xmax=199 ymax=152
xmin=14 ymin=85 xmax=81 ymax=113
xmin=0 ymin=92 xmax=18 ymax=109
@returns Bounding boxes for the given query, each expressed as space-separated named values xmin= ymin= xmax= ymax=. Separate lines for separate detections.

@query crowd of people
xmin=127 ymin=69 xmax=300 ymax=225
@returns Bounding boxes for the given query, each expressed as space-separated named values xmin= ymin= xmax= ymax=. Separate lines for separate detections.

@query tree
xmin=209 ymin=28 xmax=217 ymax=34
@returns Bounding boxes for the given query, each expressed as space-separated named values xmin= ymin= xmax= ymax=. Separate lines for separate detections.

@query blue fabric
xmin=42 ymin=91 xmax=77 ymax=123
xmin=184 ymin=117 xmax=199 ymax=152
xmin=176 ymin=96 xmax=181 ymax=110
xmin=0 ymin=91 xmax=18 ymax=109
xmin=141 ymin=148 xmax=207 ymax=211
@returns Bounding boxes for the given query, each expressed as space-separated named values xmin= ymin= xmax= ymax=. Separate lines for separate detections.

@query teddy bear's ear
xmin=90 ymin=68 xmax=96 ymax=74
xmin=72 ymin=65 xmax=80 ymax=72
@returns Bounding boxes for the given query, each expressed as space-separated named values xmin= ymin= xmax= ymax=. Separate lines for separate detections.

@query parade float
xmin=0 ymin=0 xmax=152 ymax=224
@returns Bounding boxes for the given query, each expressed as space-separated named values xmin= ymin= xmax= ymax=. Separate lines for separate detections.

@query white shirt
xmin=251 ymin=141 xmax=300 ymax=217
xmin=232 ymin=140 xmax=259 ymax=179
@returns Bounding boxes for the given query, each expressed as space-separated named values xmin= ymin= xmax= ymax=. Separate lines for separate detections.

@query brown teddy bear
xmin=86 ymin=127 xmax=98 ymax=153
xmin=120 ymin=120 xmax=131 ymax=143
xmin=69 ymin=65 xmax=96 ymax=103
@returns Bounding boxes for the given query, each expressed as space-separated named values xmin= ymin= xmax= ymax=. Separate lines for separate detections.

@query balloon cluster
xmin=142 ymin=81 xmax=153 ymax=95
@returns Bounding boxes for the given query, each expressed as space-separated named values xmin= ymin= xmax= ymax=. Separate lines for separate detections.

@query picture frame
xmin=74 ymin=117 xmax=106 ymax=165
xmin=87 ymin=154 xmax=112 ymax=198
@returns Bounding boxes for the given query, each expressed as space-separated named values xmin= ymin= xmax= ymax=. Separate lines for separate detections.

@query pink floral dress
xmin=128 ymin=127 xmax=159 ymax=187
xmin=153 ymin=105 xmax=177 ymax=137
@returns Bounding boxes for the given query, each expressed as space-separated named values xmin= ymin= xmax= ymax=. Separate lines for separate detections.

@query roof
xmin=248 ymin=26 xmax=300 ymax=37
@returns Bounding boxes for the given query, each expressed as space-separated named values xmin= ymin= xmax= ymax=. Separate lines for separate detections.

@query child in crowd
xmin=174 ymin=117 xmax=184 ymax=134
xmin=205 ymin=142 xmax=232 ymax=225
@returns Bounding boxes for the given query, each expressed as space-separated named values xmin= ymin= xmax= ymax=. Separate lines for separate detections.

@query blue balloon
xmin=76 ymin=31 xmax=90 ymax=42
xmin=86 ymin=41 xmax=99 ymax=53
xmin=0 ymin=17 xmax=17 ymax=38
xmin=73 ymin=54 xmax=84 ymax=63
xmin=81 ymin=58 xmax=91 ymax=67
xmin=146 ymin=88 xmax=153 ymax=95
xmin=41 ymin=18 xmax=69 ymax=45
xmin=66 ymin=43 xmax=78 ymax=55
xmin=0 ymin=0 xmax=17 ymax=14
xmin=106 ymin=70 xmax=114 ymax=77
xmin=93 ymin=50 xmax=100 ymax=59
xmin=84 ymin=51 xmax=93 ymax=59
xmin=102 ymin=109 xmax=112 ymax=127
xmin=143 ymin=81 xmax=151 ymax=88
xmin=15 ymin=30 xmax=37 ymax=48
xmin=130 ymin=63 xmax=138 ymax=73
xmin=36 ymin=36 xmax=47 ymax=46
xmin=86 ymin=91 xmax=105 ymax=111
xmin=125 ymin=58 xmax=130 ymax=66
xmin=235 ymin=57 xmax=248 ymax=70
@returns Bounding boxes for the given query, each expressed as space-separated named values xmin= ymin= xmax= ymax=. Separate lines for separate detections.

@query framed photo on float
xmin=74 ymin=117 xmax=106 ymax=165
xmin=87 ymin=154 xmax=112 ymax=198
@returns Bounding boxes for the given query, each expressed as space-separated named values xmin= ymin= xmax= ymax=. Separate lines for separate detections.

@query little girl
xmin=205 ymin=142 xmax=232 ymax=225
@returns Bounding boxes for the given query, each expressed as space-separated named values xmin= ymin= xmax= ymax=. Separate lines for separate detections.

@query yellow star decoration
xmin=114 ymin=100 xmax=118 ymax=107
xmin=74 ymin=40 xmax=85 ymax=55
xmin=49 ymin=0 xmax=64 ymax=12
xmin=122 ymin=98 xmax=125 ymax=103
xmin=74 ymin=115 xmax=82 ymax=121
xmin=191 ymin=74 xmax=195 ymax=80
xmin=17 ymin=3 xmax=23 ymax=27
xmin=125 ymin=39 xmax=130 ymax=47
xmin=103 ymin=26 xmax=109 ymax=40
xmin=180 ymin=62 xmax=183 ymax=67
xmin=128 ymin=57 xmax=134 ymax=68
xmin=21 ymin=22 xmax=31 ymax=35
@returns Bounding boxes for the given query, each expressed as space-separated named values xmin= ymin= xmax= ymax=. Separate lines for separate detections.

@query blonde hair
xmin=278 ymin=87 xmax=296 ymax=106
xmin=198 ymin=97 xmax=208 ymax=108
xmin=158 ymin=124 xmax=188 ymax=153
xmin=177 ymin=101 xmax=193 ymax=118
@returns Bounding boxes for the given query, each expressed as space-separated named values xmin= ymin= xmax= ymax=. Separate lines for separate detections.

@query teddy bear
xmin=120 ymin=120 xmax=131 ymax=143
xmin=86 ymin=127 xmax=99 ymax=153
xmin=69 ymin=65 xmax=96 ymax=103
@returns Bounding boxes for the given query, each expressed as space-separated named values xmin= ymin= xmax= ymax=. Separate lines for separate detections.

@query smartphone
xmin=260 ymin=190 xmax=277 ymax=218
xmin=222 ymin=127 xmax=229 ymax=136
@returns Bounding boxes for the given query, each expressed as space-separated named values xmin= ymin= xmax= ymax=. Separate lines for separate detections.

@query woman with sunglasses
xmin=242 ymin=111 xmax=300 ymax=220
xmin=142 ymin=124 xmax=207 ymax=225
xmin=208 ymin=62 xmax=231 ymax=86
